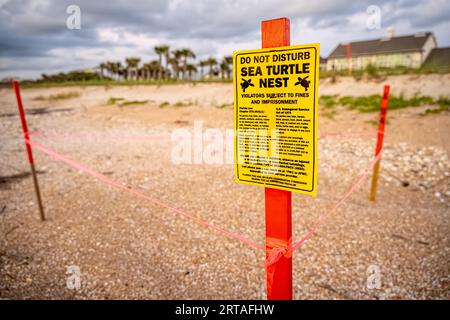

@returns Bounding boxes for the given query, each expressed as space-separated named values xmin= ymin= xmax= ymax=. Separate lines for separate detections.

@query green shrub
xmin=338 ymin=95 xmax=379 ymax=112
xmin=159 ymin=101 xmax=170 ymax=108
xmin=337 ymin=94 xmax=435 ymax=112
xmin=423 ymin=105 xmax=449 ymax=115
xmin=437 ymin=96 xmax=450 ymax=106
xmin=365 ymin=64 xmax=378 ymax=77
xmin=107 ymin=97 xmax=148 ymax=106
xmin=33 ymin=91 xmax=80 ymax=101
xmin=119 ymin=100 xmax=148 ymax=106
xmin=319 ymin=95 xmax=338 ymax=108
xmin=107 ymin=97 xmax=125 ymax=105
xmin=215 ymin=103 xmax=232 ymax=109
xmin=173 ymin=101 xmax=190 ymax=107
xmin=390 ymin=94 xmax=434 ymax=110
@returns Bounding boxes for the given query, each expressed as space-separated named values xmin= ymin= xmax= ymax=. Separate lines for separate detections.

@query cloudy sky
xmin=1 ymin=0 xmax=449 ymax=79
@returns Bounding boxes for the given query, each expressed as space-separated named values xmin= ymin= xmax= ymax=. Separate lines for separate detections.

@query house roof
xmin=423 ymin=47 xmax=450 ymax=66
xmin=328 ymin=32 xmax=434 ymax=59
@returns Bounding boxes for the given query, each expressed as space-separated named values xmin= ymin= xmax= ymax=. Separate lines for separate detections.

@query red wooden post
xmin=370 ymin=84 xmax=390 ymax=201
xmin=12 ymin=80 xmax=46 ymax=221
xmin=262 ymin=17 xmax=293 ymax=300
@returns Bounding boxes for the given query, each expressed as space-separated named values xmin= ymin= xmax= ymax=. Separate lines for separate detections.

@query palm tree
xmin=162 ymin=46 xmax=170 ymax=79
xmin=172 ymin=50 xmax=184 ymax=80
xmin=109 ymin=61 xmax=121 ymax=80
xmin=186 ymin=64 xmax=197 ymax=80
xmin=167 ymin=56 xmax=178 ymax=80
xmin=154 ymin=46 xmax=164 ymax=79
xmin=223 ymin=56 xmax=233 ymax=79
xmin=116 ymin=62 xmax=126 ymax=81
xmin=125 ymin=57 xmax=141 ymax=80
xmin=141 ymin=63 xmax=150 ymax=80
xmin=219 ymin=60 xmax=229 ymax=79
xmin=150 ymin=60 xmax=161 ymax=80
xmin=180 ymin=48 xmax=196 ymax=80
xmin=206 ymin=57 xmax=218 ymax=78
xmin=198 ymin=60 xmax=208 ymax=79
xmin=154 ymin=45 xmax=170 ymax=80
xmin=109 ymin=61 xmax=122 ymax=80
xmin=99 ymin=62 xmax=108 ymax=78
xmin=104 ymin=61 xmax=113 ymax=79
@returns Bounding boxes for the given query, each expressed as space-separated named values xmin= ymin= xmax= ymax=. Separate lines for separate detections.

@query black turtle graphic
xmin=240 ymin=79 xmax=254 ymax=92
xmin=294 ymin=76 xmax=310 ymax=92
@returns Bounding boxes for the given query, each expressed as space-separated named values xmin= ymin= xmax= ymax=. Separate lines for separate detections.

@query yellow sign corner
xmin=233 ymin=43 xmax=319 ymax=196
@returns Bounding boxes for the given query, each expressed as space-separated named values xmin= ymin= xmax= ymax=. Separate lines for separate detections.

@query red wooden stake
xmin=370 ymin=84 xmax=390 ymax=201
xmin=12 ymin=80 xmax=46 ymax=221
xmin=262 ymin=17 xmax=293 ymax=300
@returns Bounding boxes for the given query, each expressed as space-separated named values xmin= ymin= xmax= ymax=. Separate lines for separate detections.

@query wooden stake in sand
xmin=370 ymin=84 xmax=390 ymax=202
xmin=261 ymin=17 xmax=293 ymax=300
xmin=12 ymin=80 xmax=46 ymax=221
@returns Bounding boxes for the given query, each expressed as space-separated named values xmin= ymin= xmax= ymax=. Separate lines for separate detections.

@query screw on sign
xmin=233 ymin=17 xmax=320 ymax=299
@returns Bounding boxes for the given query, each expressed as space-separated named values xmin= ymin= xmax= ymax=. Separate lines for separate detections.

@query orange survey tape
xmin=24 ymin=138 xmax=382 ymax=283
xmin=265 ymin=237 xmax=292 ymax=297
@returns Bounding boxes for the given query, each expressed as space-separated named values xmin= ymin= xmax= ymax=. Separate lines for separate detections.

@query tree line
xmin=98 ymin=46 xmax=233 ymax=81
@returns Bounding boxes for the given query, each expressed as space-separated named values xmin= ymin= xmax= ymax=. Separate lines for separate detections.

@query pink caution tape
xmin=30 ymin=131 xmax=172 ymax=142
xmin=291 ymin=152 xmax=381 ymax=252
xmin=25 ymin=138 xmax=382 ymax=281
xmin=263 ymin=152 xmax=382 ymax=295
xmin=25 ymin=139 xmax=264 ymax=252
xmin=30 ymin=130 xmax=374 ymax=143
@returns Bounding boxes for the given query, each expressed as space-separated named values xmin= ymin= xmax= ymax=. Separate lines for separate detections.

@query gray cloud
xmin=1 ymin=0 xmax=449 ymax=79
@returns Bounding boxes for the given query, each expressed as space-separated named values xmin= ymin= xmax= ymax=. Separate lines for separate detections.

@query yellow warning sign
xmin=233 ymin=44 xmax=319 ymax=195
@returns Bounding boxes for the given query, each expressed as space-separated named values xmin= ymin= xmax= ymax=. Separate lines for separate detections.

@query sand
xmin=0 ymin=74 xmax=449 ymax=299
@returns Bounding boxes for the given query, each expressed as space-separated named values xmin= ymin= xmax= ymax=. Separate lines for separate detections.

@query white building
xmin=326 ymin=31 xmax=437 ymax=71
